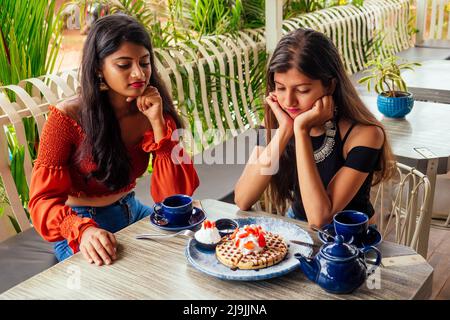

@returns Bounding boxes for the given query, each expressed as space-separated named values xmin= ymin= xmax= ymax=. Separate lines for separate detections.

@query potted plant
xmin=359 ymin=55 xmax=421 ymax=118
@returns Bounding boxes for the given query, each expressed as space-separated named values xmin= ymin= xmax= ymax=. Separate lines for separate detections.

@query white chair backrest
xmin=373 ymin=162 xmax=432 ymax=257
xmin=0 ymin=70 xmax=79 ymax=238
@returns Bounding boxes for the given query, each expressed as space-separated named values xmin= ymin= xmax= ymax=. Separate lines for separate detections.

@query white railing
xmin=416 ymin=0 xmax=450 ymax=43
xmin=0 ymin=0 xmax=412 ymax=238
xmin=281 ymin=0 xmax=412 ymax=74
xmin=152 ymin=30 xmax=266 ymax=155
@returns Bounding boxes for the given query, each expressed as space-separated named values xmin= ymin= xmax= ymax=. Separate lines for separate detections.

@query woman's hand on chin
xmin=294 ymin=95 xmax=334 ymax=134
xmin=266 ymin=92 xmax=294 ymax=138
xmin=126 ymin=86 xmax=165 ymax=126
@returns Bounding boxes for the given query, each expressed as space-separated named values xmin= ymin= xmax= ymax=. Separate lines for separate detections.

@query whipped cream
xmin=233 ymin=224 xmax=266 ymax=256
xmin=195 ymin=220 xmax=221 ymax=244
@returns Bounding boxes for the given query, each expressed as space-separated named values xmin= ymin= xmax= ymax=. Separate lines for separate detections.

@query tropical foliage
xmin=284 ymin=0 xmax=364 ymax=19
xmin=362 ymin=32 xmax=386 ymax=63
xmin=0 ymin=0 xmax=62 ymax=232
xmin=0 ymin=0 xmax=63 ymax=87
xmin=67 ymin=0 xmax=356 ymax=46
xmin=0 ymin=177 xmax=9 ymax=225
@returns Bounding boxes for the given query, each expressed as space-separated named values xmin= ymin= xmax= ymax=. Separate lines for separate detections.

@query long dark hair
xmin=265 ymin=28 xmax=394 ymax=213
xmin=79 ymin=14 xmax=183 ymax=190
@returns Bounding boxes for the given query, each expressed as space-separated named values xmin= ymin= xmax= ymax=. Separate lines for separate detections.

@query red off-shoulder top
xmin=29 ymin=106 xmax=199 ymax=252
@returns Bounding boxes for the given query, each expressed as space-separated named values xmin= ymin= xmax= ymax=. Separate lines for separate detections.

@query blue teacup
xmin=333 ymin=210 xmax=369 ymax=245
xmin=153 ymin=194 xmax=194 ymax=225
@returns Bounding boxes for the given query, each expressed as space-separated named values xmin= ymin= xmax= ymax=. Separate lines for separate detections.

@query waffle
xmin=215 ymin=231 xmax=288 ymax=270
xmin=215 ymin=235 xmax=243 ymax=268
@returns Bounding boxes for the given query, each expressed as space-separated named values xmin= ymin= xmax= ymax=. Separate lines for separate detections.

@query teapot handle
xmin=360 ymin=246 xmax=382 ymax=275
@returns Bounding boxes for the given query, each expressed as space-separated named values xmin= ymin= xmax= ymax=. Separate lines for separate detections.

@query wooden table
xmin=361 ymin=95 xmax=450 ymax=229
xmin=401 ymin=60 xmax=450 ymax=104
xmin=361 ymin=95 xmax=450 ymax=175
xmin=0 ymin=199 xmax=433 ymax=300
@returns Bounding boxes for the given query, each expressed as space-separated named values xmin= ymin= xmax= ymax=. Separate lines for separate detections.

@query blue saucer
xmin=318 ymin=223 xmax=382 ymax=248
xmin=149 ymin=207 xmax=206 ymax=231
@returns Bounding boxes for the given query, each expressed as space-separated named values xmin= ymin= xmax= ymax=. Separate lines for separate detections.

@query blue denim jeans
xmin=286 ymin=207 xmax=307 ymax=222
xmin=54 ymin=191 xmax=152 ymax=262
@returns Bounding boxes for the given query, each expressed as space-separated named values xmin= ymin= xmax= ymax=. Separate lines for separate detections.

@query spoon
xmin=136 ymin=229 xmax=195 ymax=240
xmin=310 ymin=224 xmax=335 ymax=241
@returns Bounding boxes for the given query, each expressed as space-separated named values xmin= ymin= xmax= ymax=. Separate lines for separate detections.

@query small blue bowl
xmin=194 ymin=239 xmax=219 ymax=251
xmin=194 ymin=218 xmax=238 ymax=251
xmin=377 ymin=91 xmax=414 ymax=118
xmin=215 ymin=218 xmax=238 ymax=237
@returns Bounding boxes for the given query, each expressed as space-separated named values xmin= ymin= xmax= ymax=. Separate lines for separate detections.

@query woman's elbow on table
xmin=306 ymin=208 xmax=333 ymax=229
xmin=234 ymin=193 xmax=253 ymax=212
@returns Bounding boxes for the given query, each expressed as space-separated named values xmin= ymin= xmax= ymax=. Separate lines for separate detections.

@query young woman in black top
xmin=235 ymin=28 xmax=394 ymax=227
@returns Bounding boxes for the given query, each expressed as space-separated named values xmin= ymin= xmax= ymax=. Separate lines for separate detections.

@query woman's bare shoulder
xmin=55 ymin=96 xmax=81 ymax=121
xmin=346 ymin=122 xmax=384 ymax=150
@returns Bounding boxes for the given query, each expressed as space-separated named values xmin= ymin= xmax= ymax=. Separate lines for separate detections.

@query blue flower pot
xmin=377 ymin=91 xmax=414 ymax=118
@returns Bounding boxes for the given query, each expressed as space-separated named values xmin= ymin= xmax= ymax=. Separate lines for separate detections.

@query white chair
xmin=372 ymin=162 xmax=432 ymax=258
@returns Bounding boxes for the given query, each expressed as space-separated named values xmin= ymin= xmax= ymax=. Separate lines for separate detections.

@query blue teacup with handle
xmin=153 ymin=194 xmax=194 ymax=225
xmin=333 ymin=210 xmax=369 ymax=245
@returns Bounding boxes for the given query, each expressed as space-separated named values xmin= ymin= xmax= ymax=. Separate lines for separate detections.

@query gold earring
xmin=98 ymin=74 xmax=109 ymax=91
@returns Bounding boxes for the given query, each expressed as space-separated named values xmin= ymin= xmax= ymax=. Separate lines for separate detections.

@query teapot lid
xmin=321 ymin=235 xmax=358 ymax=261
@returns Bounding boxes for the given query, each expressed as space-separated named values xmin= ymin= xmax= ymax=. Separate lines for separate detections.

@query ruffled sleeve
xmin=141 ymin=114 xmax=199 ymax=203
xmin=29 ymin=106 xmax=97 ymax=253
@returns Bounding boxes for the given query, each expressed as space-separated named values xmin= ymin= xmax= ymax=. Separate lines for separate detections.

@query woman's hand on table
xmin=79 ymin=226 xmax=118 ymax=266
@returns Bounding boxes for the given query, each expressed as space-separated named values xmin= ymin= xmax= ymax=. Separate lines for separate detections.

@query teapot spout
xmin=295 ymin=253 xmax=319 ymax=283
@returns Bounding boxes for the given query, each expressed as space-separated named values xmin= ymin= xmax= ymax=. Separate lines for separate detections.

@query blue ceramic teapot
xmin=295 ymin=235 xmax=382 ymax=294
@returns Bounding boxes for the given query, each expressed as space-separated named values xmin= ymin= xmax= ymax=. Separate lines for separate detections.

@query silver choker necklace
xmin=313 ymin=120 xmax=336 ymax=163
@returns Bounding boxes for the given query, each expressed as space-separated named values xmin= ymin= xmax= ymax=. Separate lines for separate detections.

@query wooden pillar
xmin=265 ymin=0 xmax=284 ymax=54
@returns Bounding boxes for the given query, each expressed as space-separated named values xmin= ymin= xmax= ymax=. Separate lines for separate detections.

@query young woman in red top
xmin=29 ymin=14 xmax=199 ymax=265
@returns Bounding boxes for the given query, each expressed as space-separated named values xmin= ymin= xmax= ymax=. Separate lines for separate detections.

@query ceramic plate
xmin=185 ymin=217 xmax=313 ymax=281
xmin=149 ymin=207 xmax=206 ymax=231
